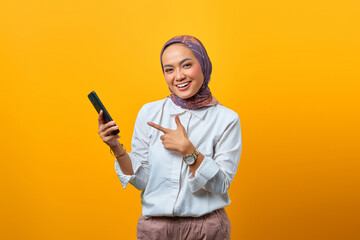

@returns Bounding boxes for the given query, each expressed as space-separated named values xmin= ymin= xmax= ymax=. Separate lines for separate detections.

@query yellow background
xmin=1 ymin=0 xmax=359 ymax=239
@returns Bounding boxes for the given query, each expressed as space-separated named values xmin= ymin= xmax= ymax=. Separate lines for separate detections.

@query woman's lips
xmin=176 ymin=81 xmax=191 ymax=91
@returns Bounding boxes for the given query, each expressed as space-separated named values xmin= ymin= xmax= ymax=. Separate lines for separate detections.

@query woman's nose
xmin=175 ymin=70 xmax=186 ymax=81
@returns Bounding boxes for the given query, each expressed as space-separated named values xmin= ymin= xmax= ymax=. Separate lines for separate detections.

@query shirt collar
xmin=166 ymin=97 xmax=211 ymax=120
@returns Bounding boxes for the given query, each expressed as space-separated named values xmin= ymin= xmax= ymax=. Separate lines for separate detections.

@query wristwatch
xmin=183 ymin=148 xmax=200 ymax=166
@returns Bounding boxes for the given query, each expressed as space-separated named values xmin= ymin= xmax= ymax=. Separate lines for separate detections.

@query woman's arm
xmin=187 ymin=116 xmax=242 ymax=194
xmin=97 ymin=110 xmax=135 ymax=176
xmin=113 ymin=105 xmax=151 ymax=190
xmin=98 ymin=106 xmax=150 ymax=190
xmin=111 ymin=144 xmax=134 ymax=175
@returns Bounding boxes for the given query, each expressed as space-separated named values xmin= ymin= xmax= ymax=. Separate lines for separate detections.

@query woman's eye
xmin=183 ymin=63 xmax=192 ymax=68
xmin=165 ymin=68 xmax=173 ymax=73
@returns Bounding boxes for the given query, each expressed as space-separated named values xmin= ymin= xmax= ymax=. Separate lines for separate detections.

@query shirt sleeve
xmin=115 ymin=104 xmax=150 ymax=190
xmin=188 ymin=115 xmax=242 ymax=194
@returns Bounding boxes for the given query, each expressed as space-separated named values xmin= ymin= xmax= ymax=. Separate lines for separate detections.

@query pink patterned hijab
xmin=160 ymin=35 xmax=221 ymax=110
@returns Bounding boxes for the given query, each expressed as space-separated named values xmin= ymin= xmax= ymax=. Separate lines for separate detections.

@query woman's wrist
xmin=182 ymin=140 xmax=195 ymax=156
xmin=110 ymin=143 xmax=127 ymax=158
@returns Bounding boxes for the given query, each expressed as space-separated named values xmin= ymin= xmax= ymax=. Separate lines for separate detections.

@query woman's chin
xmin=171 ymin=86 xmax=198 ymax=99
xmin=176 ymin=92 xmax=195 ymax=99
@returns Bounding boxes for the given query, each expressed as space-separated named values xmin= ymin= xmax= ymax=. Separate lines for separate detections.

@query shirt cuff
xmin=114 ymin=153 xmax=142 ymax=189
xmin=188 ymin=156 xmax=220 ymax=193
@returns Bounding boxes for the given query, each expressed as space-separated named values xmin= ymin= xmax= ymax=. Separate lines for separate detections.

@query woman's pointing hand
xmin=147 ymin=115 xmax=194 ymax=156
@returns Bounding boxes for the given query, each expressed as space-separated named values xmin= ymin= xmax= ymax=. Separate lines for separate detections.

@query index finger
xmin=147 ymin=122 xmax=169 ymax=133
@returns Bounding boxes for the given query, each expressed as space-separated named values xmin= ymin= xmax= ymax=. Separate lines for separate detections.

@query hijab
xmin=160 ymin=35 xmax=221 ymax=110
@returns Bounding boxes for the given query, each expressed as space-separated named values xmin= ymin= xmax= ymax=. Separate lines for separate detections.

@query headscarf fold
xmin=160 ymin=35 xmax=221 ymax=110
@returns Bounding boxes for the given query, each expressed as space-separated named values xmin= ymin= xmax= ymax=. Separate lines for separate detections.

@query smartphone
xmin=88 ymin=91 xmax=120 ymax=135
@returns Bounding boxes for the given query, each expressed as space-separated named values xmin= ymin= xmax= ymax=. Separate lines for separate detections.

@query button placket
xmin=172 ymin=112 xmax=191 ymax=215
xmin=186 ymin=112 xmax=192 ymax=133
xmin=171 ymin=112 xmax=189 ymax=185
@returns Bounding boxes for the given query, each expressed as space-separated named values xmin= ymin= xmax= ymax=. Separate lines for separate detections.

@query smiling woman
xmin=97 ymin=35 xmax=242 ymax=240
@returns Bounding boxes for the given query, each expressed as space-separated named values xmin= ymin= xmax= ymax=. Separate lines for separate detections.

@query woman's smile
xmin=176 ymin=81 xmax=192 ymax=90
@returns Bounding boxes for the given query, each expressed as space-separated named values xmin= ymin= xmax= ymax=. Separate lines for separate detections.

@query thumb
xmin=98 ymin=110 xmax=105 ymax=126
xmin=175 ymin=115 xmax=184 ymax=129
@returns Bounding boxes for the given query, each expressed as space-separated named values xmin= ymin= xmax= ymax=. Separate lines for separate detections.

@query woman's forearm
xmin=112 ymin=144 xmax=134 ymax=175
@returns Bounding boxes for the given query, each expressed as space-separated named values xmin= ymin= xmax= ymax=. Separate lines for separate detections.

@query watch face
xmin=185 ymin=155 xmax=195 ymax=165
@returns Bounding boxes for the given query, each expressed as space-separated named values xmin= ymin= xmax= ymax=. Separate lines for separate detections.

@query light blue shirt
xmin=115 ymin=97 xmax=242 ymax=218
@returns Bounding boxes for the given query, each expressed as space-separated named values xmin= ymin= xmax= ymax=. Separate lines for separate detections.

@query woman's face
xmin=162 ymin=43 xmax=204 ymax=99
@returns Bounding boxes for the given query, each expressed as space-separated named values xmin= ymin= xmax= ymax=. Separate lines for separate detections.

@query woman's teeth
xmin=177 ymin=82 xmax=190 ymax=88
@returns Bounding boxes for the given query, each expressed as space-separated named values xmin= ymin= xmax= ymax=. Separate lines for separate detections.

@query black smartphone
xmin=88 ymin=91 xmax=120 ymax=135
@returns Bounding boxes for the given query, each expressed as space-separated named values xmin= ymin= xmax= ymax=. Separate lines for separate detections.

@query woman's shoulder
xmin=209 ymin=104 xmax=240 ymax=123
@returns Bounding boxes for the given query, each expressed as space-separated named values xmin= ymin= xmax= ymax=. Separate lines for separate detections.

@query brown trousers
xmin=137 ymin=208 xmax=231 ymax=240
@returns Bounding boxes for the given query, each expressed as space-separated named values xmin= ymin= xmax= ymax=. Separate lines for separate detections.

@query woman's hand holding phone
xmin=98 ymin=110 xmax=133 ymax=174
xmin=98 ymin=110 xmax=121 ymax=149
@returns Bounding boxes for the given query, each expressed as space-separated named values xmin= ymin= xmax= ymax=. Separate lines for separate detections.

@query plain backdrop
xmin=1 ymin=0 xmax=359 ymax=239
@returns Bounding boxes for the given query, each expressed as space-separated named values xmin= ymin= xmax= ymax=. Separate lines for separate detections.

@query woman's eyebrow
xmin=163 ymin=58 xmax=192 ymax=68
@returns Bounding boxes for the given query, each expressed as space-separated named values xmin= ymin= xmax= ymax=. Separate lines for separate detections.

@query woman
xmin=98 ymin=35 xmax=242 ymax=239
